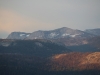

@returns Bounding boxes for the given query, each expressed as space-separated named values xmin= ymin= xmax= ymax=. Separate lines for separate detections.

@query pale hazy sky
xmin=0 ymin=0 xmax=100 ymax=38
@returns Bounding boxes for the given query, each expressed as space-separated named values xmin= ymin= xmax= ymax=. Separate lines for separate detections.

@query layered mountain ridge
xmin=7 ymin=27 xmax=96 ymax=40
xmin=1 ymin=27 xmax=100 ymax=75
xmin=7 ymin=32 xmax=31 ymax=40
xmin=85 ymin=28 xmax=100 ymax=36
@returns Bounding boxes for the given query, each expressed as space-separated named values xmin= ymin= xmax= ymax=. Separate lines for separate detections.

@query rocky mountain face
xmin=27 ymin=27 xmax=92 ymax=39
xmin=85 ymin=28 xmax=100 ymax=36
xmin=6 ymin=27 xmax=94 ymax=40
xmin=7 ymin=32 xmax=31 ymax=40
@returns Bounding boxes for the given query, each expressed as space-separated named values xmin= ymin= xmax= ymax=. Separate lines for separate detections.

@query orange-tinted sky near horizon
xmin=0 ymin=0 xmax=100 ymax=38
xmin=0 ymin=8 xmax=57 ymax=38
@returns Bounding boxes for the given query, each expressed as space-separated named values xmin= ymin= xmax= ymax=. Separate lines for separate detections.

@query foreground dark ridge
xmin=0 ymin=52 xmax=100 ymax=75
xmin=0 ymin=39 xmax=100 ymax=75
xmin=0 ymin=39 xmax=70 ymax=57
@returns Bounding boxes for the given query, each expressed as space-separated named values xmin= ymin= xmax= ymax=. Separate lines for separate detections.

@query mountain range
xmin=7 ymin=27 xmax=99 ymax=40
xmin=5 ymin=27 xmax=100 ymax=52
xmin=1 ymin=27 xmax=100 ymax=75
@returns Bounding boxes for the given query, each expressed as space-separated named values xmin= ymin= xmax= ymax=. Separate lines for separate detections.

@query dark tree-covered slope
xmin=0 ymin=39 xmax=70 ymax=57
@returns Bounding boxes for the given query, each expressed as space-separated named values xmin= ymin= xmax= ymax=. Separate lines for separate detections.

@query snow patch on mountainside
xmin=70 ymin=34 xmax=80 ymax=37
xmin=70 ymin=35 xmax=76 ymax=37
xmin=20 ymin=34 xmax=25 ymax=36
xmin=26 ymin=35 xmax=30 ymax=37
xmin=62 ymin=33 xmax=70 ymax=36
xmin=50 ymin=33 xmax=56 ymax=37
xmin=62 ymin=33 xmax=80 ymax=37
xmin=49 ymin=33 xmax=59 ymax=37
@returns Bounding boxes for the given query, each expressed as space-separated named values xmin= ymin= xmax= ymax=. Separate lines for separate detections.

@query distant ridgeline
xmin=7 ymin=27 xmax=98 ymax=40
